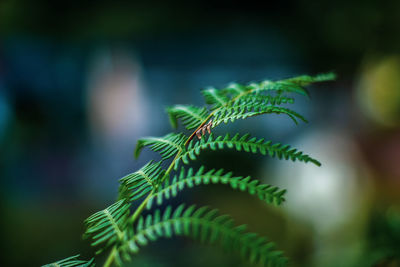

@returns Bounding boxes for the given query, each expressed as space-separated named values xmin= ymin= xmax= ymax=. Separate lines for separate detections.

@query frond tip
xmin=118 ymin=204 xmax=288 ymax=267
xmin=43 ymin=255 xmax=94 ymax=267
xmin=83 ymin=200 xmax=130 ymax=253
xmin=134 ymin=133 xmax=186 ymax=160
xmin=206 ymin=72 xmax=336 ymax=102
xmin=202 ymin=87 xmax=230 ymax=108
xmin=119 ymin=161 xmax=165 ymax=201
xmin=284 ymin=72 xmax=336 ymax=86
xmin=166 ymin=105 xmax=210 ymax=130
xmin=146 ymin=166 xmax=286 ymax=209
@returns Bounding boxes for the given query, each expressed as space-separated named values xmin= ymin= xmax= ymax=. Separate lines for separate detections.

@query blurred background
xmin=1 ymin=0 xmax=400 ymax=266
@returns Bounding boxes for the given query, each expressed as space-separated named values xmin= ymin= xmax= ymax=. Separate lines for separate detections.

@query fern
xmin=134 ymin=133 xmax=186 ymax=160
xmin=167 ymin=105 xmax=210 ymax=130
xmin=202 ymin=87 xmax=230 ymax=108
xmin=117 ymin=205 xmax=287 ymax=266
xmin=284 ymin=72 xmax=336 ymax=86
xmin=146 ymin=166 xmax=286 ymax=209
xmin=44 ymin=255 xmax=94 ymax=267
xmin=248 ymin=80 xmax=310 ymax=97
xmin=44 ymin=73 xmax=335 ymax=267
xmin=118 ymin=161 xmax=164 ymax=201
xmin=219 ymin=78 xmax=311 ymax=99
xmin=173 ymin=133 xmax=320 ymax=170
xmin=232 ymin=94 xmax=295 ymax=106
xmin=83 ymin=200 xmax=130 ymax=254
xmin=212 ymin=104 xmax=307 ymax=126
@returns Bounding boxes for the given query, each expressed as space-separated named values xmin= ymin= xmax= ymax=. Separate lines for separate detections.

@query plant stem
xmin=128 ymin=193 xmax=152 ymax=224
xmin=104 ymin=247 xmax=117 ymax=267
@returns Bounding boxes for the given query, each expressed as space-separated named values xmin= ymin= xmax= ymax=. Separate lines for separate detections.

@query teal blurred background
xmin=1 ymin=0 xmax=400 ymax=266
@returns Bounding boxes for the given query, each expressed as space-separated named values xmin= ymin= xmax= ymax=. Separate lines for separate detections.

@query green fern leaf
xmin=250 ymin=80 xmax=310 ymax=97
xmin=43 ymin=255 xmax=94 ymax=267
xmin=202 ymin=87 xmax=230 ymax=108
xmin=134 ymin=133 xmax=186 ymax=160
xmin=219 ymin=73 xmax=335 ymax=101
xmin=119 ymin=204 xmax=287 ymax=266
xmin=83 ymin=200 xmax=130 ymax=253
xmin=284 ymin=72 xmax=336 ymax=86
xmin=175 ymin=133 xmax=320 ymax=170
xmin=248 ymin=72 xmax=336 ymax=97
xmin=233 ymin=94 xmax=295 ymax=106
xmin=166 ymin=105 xmax=210 ymax=130
xmin=146 ymin=166 xmax=286 ymax=209
xmin=212 ymin=103 xmax=307 ymax=127
xmin=210 ymin=93 xmax=300 ymax=126
xmin=215 ymin=78 xmax=309 ymax=100
xmin=221 ymin=82 xmax=247 ymax=97
xmin=119 ymin=161 xmax=165 ymax=201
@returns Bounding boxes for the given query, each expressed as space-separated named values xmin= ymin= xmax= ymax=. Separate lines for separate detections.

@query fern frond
xmin=175 ymin=133 xmax=320 ymax=170
xmin=232 ymin=94 xmax=295 ymax=106
xmin=201 ymin=87 xmax=230 ymax=108
xmin=247 ymin=73 xmax=334 ymax=97
xmin=211 ymin=91 xmax=304 ymax=126
xmin=193 ymin=74 xmax=334 ymax=129
xmin=247 ymin=73 xmax=335 ymax=97
xmin=221 ymin=82 xmax=247 ymax=97
xmin=83 ymin=200 xmax=130 ymax=253
xmin=212 ymin=103 xmax=307 ymax=127
xmin=119 ymin=161 xmax=165 ymax=201
xmin=43 ymin=255 xmax=94 ymax=267
xmin=166 ymin=105 xmax=210 ymax=130
xmin=118 ymin=204 xmax=287 ymax=267
xmin=214 ymin=73 xmax=335 ymax=102
xmin=146 ymin=166 xmax=286 ymax=209
xmin=134 ymin=133 xmax=186 ymax=160
xmin=249 ymin=80 xmax=310 ymax=97
xmin=284 ymin=72 xmax=336 ymax=86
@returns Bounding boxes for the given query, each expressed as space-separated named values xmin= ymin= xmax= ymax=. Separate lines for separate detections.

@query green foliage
xmin=43 ymin=255 xmax=94 ymax=267
xmin=361 ymin=208 xmax=400 ymax=266
xmin=173 ymin=133 xmax=321 ymax=170
xmin=202 ymin=87 xmax=230 ymax=108
xmin=284 ymin=72 xmax=336 ymax=86
xmin=231 ymin=94 xmax=295 ymax=106
xmin=212 ymin=104 xmax=307 ymax=126
xmin=146 ymin=166 xmax=286 ymax=209
xmin=83 ymin=200 xmax=131 ymax=254
xmin=134 ymin=133 xmax=186 ymax=160
xmin=119 ymin=161 xmax=164 ymax=201
xmin=248 ymin=80 xmax=310 ymax=97
xmin=44 ymin=73 xmax=335 ymax=267
xmin=167 ymin=105 xmax=209 ymax=130
xmin=118 ymin=205 xmax=288 ymax=266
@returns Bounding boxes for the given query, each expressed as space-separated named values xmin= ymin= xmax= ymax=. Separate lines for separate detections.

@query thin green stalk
xmin=128 ymin=193 xmax=153 ymax=224
xmin=104 ymin=247 xmax=117 ymax=267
